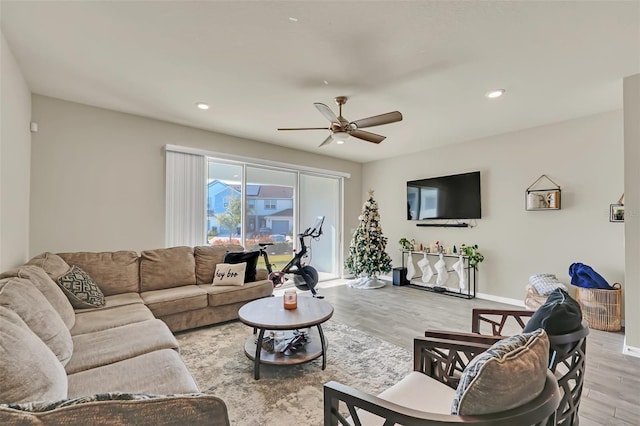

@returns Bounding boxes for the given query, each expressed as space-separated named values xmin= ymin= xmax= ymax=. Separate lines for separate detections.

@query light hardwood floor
xmin=313 ymin=280 xmax=640 ymax=426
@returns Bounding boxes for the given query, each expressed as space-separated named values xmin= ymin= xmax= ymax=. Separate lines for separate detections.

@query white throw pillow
xmin=212 ymin=262 xmax=247 ymax=286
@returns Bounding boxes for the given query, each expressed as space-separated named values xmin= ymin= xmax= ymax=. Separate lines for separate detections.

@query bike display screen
xmin=310 ymin=216 xmax=324 ymax=236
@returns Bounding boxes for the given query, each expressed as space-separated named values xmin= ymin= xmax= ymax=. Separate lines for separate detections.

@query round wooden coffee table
xmin=238 ymin=295 xmax=334 ymax=379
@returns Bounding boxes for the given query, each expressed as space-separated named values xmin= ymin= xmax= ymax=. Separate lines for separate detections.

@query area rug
xmin=176 ymin=320 xmax=412 ymax=426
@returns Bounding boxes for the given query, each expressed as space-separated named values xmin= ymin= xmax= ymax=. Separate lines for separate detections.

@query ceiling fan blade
xmin=350 ymin=129 xmax=386 ymax=144
xmin=314 ymin=103 xmax=340 ymax=123
xmin=351 ymin=111 xmax=403 ymax=129
xmin=277 ymin=127 xmax=331 ymax=131
xmin=318 ymin=135 xmax=334 ymax=147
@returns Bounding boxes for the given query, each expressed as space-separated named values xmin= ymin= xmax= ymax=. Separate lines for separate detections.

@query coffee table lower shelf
xmin=243 ymin=327 xmax=327 ymax=375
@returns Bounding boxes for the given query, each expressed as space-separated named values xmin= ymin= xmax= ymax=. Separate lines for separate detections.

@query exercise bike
xmin=258 ymin=216 xmax=325 ymax=298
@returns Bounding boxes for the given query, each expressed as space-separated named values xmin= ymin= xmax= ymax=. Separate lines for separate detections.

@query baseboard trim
xmin=379 ymin=276 xmax=525 ymax=307
xmin=475 ymin=292 xmax=524 ymax=307
xmin=623 ymin=338 xmax=640 ymax=358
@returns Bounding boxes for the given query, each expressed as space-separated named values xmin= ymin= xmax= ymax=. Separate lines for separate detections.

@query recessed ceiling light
xmin=289 ymin=17 xmax=298 ymax=22
xmin=196 ymin=102 xmax=210 ymax=110
xmin=485 ymin=89 xmax=505 ymax=99
xmin=323 ymin=80 xmax=329 ymax=85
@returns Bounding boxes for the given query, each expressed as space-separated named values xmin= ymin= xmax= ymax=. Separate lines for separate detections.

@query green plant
xmin=398 ymin=237 xmax=415 ymax=251
xmin=460 ymin=244 xmax=485 ymax=269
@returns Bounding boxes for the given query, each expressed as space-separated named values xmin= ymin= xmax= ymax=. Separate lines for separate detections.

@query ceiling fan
xmin=277 ymin=96 xmax=403 ymax=147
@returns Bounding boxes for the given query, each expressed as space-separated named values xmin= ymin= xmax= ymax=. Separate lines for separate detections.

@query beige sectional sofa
xmin=0 ymin=245 xmax=273 ymax=425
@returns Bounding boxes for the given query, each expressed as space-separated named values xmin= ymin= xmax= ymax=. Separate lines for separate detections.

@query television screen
xmin=407 ymin=171 xmax=481 ymax=220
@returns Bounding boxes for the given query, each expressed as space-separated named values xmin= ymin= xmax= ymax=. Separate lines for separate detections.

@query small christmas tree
xmin=345 ymin=189 xmax=392 ymax=289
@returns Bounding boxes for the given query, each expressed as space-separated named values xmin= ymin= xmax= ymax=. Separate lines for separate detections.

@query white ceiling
xmin=2 ymin=1 xmax=638 ymax=163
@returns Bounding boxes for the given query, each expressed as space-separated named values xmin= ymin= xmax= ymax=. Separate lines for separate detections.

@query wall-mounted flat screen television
xmin=407 ymin=171 xmax=481 ymax=220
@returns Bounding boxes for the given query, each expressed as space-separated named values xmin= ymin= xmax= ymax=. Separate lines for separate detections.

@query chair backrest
xmin=471 ymin=309 xmax=589 ymax=426
xmin=546 ymin=322 xmax=589 ymax=426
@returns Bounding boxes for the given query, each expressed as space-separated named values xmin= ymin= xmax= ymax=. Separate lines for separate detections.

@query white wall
xmin=29 ymin=95 xmax=362 ymax=258
xmin=0 ymin=32 xmax=31 ymax=270
xmin=363 ymin=111 xmax=625 ymax=302
xmin=623 ymin=74 xmax=640 ymax=352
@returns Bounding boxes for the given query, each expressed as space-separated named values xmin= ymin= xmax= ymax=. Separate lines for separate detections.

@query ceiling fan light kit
xmin=277 ymin=96 xmax=403 ymax=147
xmin=332 ymin=131 xmax=350 ymax=141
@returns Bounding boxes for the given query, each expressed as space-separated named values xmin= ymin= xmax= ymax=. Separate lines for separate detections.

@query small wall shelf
xmin=526 ymin=174 xmax=561 ymax=211
xmin=398 ymin=251 xmax=476 ymax=299
xmin=416 ymin=223 xmax=469 ymax=228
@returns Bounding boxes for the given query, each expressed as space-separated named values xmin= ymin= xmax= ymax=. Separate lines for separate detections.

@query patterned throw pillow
xmin=0 ymin=393 xmax=185 ymax=412
xmin=212 ymin=262 xmax=246 ymax=286
xmin=451 ymin=328 xmax=549 ymax=416
xmin=56 ymin=265 xmax=105 ymax=309
xmin=0 ymin=393 xmax=228 ymax=425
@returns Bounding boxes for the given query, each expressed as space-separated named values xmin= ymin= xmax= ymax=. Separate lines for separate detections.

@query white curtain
xmin=165 ymin=149 xmax=206 ymax=247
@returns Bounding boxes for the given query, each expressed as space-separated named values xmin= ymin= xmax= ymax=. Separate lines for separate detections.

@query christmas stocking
xmin=417 ymin=252 xmax=434 ymax=283
xmin=406 ymin=251 xmax=419 ymax=280
xmin=435 ymin=254 xmax=449 ymax=286
xmin=452 ymin=255 xmax=466 ymax=290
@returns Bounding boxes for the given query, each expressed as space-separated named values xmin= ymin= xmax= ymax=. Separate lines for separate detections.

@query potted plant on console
xmin=460 ymin=244 xmax=485 ymax=269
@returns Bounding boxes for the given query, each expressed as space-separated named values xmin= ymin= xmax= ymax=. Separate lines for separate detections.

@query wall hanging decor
xmin=610 ymin=193 xmax=624 ymax=222
xmin=525 ymin=174 xmax=561 ymax=211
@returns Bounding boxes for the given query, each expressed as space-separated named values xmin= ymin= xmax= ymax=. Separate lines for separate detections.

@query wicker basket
xmin=574 ymin=283 xmax=622 ymax=331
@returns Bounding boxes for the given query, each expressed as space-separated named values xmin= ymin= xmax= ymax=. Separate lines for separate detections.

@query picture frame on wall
xmin=610 ymin=204 xmax=624 ymax=222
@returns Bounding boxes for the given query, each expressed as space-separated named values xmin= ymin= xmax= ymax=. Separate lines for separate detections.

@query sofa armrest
xmin=0 ymin=393 xmax=230 ymax=426
xmin=256 ymin=268 xmax=269 ymax=281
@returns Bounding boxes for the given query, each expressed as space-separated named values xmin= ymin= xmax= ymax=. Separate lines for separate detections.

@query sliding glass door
xmin=299 ymin=174 xmax=341 ymax=281
xmin=244 ymin=166 xmax=296 ymax=271
xmin=205 ymin=158 xmax=342 ymax=281
xmin=206 ymin=161 xmax=243 ymax=245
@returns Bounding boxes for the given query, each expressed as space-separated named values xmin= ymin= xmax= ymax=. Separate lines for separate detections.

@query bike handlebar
xmin=298 ymin=216 xmax=324 ymax=239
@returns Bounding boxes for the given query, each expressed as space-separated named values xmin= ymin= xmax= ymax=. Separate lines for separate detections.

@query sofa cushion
xmin=57 ymin=265 xmax=106 ymax=309
xmin=140 ymin=286 xmax=208 ymax=317
xmin=523 ymin=288 xmax=583 ymax=335
xmin=0 ymin=306 xmax=68 ymax=404
xmin=0 ymin=265 xmax=76 ymax=329
xmin=0 ymin=393 xmax=230 ymax=426
xmin=76 ymin=292 xmax=144 ymax=313
xmin=197 ymin=280 xmax=273 ymax=307
xmin=194 ymin=244 xmax=244 ymax=284
xmin=212 ymin=262 xmax=246 ymax=286
xmin=0 ymin=277 xmax=74 ymax=365
xmin=66 ymin=319 xmax=179 ymax=374
xmin=223 ymin=250 xmax=260 ymax=283
xmin=140 ymin=246 xmax=196 ymax=291
xmin=67 ymin=349 xmax=200 ymax=398
xmin=451 ymin=329 xmax=549 ymax=415
xmin=25 ymin=252 xmax=70 ymax=280
xmin=58 ymin=251 xmax=140 ymax=296
xmin=71 ymin=303 xmax=155 ymax=336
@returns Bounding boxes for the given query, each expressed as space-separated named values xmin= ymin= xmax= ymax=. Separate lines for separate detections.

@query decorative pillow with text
xmin=212 ymin=262 xmax=246 ymax=286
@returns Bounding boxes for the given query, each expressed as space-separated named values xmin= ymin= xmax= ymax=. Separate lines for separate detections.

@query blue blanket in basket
xmin=568 ymin=262 xmax=614 ymax=290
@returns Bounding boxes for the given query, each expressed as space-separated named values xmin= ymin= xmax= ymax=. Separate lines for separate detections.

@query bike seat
xmin=258 ymin=242 xmax=274 ymax=247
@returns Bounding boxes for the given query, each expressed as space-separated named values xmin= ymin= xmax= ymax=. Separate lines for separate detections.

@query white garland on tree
xmin=345 ymin=189 xmax=392 ymax=289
